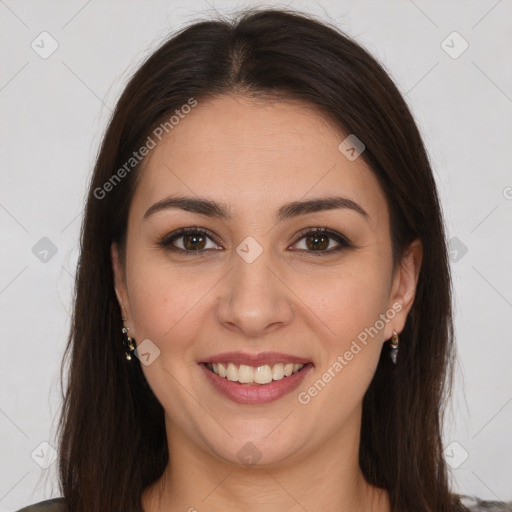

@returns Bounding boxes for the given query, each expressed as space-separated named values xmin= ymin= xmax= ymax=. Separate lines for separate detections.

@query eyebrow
xmin=143 ymin=195 xmax=369 ymax=223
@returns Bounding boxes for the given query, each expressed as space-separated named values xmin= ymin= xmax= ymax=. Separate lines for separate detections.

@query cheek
xmin=291 ymin=267 xmax=390 ymax=435
xmin=301 ymin=266 xmax=390 ymax=411
xmin=125 ymin=258 xmax=210 ymax=411
xmin=126 ymin=255 xmax=212 ymax=347
xmin=306 ymin=260 xmax=391 ymax=344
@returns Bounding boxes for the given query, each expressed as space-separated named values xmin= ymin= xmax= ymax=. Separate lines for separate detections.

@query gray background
xmin=1 ymin=0 xmax=511 ymax=510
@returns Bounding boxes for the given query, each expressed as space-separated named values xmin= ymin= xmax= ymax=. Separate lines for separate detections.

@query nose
xmin=216 ymin=247 xmax=294 ymax=338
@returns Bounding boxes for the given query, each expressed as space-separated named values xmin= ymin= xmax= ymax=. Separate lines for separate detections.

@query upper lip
xmin=199 ymin=351 xmax=312 ymax=367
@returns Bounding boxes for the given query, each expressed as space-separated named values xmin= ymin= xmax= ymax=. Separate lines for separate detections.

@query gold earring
xmin=390 ymin=330 xmax=399 ymax=364
xmin=121 ymin=318 xmax=136 ymax=360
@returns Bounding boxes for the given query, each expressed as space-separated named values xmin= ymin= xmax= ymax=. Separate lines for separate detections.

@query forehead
xmin=131 ymin=94 xmax=389 ymax=227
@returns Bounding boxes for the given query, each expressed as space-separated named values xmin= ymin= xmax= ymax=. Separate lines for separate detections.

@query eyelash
xmin=158 ymin=226 xmax=353 ymax=256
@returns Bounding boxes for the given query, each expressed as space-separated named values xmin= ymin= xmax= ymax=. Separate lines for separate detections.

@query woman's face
xmin=112 ymin=94 xmax=421 ymax=467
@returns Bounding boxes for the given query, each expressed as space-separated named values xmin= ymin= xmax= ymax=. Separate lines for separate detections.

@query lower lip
xmin=199 ymin=363 xmax=313 ymax=404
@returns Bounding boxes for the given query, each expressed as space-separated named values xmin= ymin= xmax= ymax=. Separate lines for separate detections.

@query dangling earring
xmin=121 ymin=318 xmax=136 ymax=360
xmin=390 ymin=330 xmax=399 ymax=364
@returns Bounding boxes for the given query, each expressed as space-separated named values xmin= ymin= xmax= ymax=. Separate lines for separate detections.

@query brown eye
xmin=159 ymin=227 xmax=221 ymax=253
xmin=304 ymin=232 xmax=330 ymax=251
xmin=182 ymin=232 xmax=207 ymax=250
xmin=293 ymin=227 xmax=352 ymax=254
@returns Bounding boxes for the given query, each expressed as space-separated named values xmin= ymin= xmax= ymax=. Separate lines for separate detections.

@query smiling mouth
xmin=203 ymin=362 xmax=310 ymax=385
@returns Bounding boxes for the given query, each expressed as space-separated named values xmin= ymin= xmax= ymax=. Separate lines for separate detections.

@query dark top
xmin=15 ymin=495 xmax=512 ymax=511
xmin=16 ymin=499 xmax=65 ymax=512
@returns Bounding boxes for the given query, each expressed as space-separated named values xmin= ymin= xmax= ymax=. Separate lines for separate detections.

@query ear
xmin=383 ymin=238 xmax=423 ymax=340
xmin=111 ymin=242 xmax=134 ymax=332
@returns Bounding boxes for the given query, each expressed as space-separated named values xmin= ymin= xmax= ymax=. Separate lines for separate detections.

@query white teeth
xmin=206 ymin=361 xmax=305 ymax=384
xmin=272 ymin=363 xmax=284 ymax=380
xmin=284 ymin=363 xmax=294 ymax=377
xmin=238 ymin=364 xmax=254 ymax=383
xmin=226 ymin=363 xmax=238 ymax=381
xmin=254 ymin=365 xmax=273 ymax=384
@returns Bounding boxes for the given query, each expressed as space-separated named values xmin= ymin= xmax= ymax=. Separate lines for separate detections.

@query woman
xmin=17 ymin=7 xmax=512 ymax=512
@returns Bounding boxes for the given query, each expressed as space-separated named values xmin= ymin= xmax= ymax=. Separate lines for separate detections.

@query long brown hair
xmin=57 ymin=7 xmax=459 ymax=511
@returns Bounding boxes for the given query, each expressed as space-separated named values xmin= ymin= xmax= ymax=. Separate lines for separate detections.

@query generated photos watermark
xmin=297 ymin=301 xmax=403 ymax=405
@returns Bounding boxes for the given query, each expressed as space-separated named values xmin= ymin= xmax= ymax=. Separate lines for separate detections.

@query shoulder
xmin=15 ymin=497 xmax=66 ymax=512
xmin=458 ymin=494 xmax=512 ymax=511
